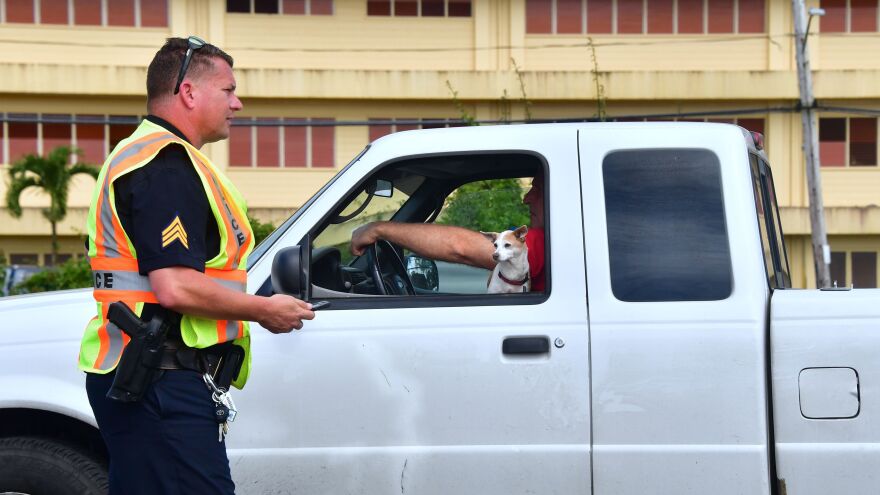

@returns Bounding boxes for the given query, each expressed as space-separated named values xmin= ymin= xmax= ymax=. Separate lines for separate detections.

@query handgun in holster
xmin=105 ymin=301 xmax=180 ymax=403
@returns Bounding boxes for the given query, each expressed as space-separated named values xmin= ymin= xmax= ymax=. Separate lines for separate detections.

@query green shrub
xmin=248 ymin=215 xmax=276 ymax=246
xmin=11 ymin=257 xmax=92 ymax=295
xmin=437 ymin=179 xmax=529 ymax=233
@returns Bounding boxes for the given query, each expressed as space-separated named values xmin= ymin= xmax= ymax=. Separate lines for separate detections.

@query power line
xmin=816 ymin=106 xmax=880 ymax=117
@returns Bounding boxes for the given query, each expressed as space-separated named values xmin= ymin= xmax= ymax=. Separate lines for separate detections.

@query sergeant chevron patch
xmin=162 ymin=215 xmax=189 ymax=249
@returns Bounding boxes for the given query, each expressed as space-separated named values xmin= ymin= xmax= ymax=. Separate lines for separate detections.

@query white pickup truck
xmin=0 ymin=123 xmax=876 ymax=495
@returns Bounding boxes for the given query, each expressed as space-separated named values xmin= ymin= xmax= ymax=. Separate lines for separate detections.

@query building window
xmin=75 ymin=115 xmax=107 ymax=165
xmin=820 ymin=117 xmax=878 ymax=167
xmin=226 ymin=0 xmax=333 ymax=14
xmin=830 ymin=250 xmax=878 ymax=288
xmin=42 ymin=114 xmax=73 ymax=155
xmin=821 ymin=0 xmax=879 ymax=33
xmin=48 ymin=254 xmax=75 ymax=266
xmin=229 ymin=118 xmax=336 ymax=168
xmin=41 ymin=0 xmax=69 ymax=24
xmin=0 ymin=0 xmax=168 ymax=27
xmin=107 ymin=0 xmax=135 ymax=26
xmin=9 ymin=254 xmax=40 ymax=265
xmin=367 ymin=0 xmax=471 ymax=17
xmin=108 ymin=116 xmax=138 ymax=153
xmin=524 ymin=0 xmax=765 ymax=34
xmin=6 ymin=114 xmax=38 ymax=163
xmin=73 ymin=0 xmax=102 ymax=25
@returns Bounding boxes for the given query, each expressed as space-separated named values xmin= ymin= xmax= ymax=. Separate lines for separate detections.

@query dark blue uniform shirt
xmin=113 ymin=115 xmax=221 ymax=275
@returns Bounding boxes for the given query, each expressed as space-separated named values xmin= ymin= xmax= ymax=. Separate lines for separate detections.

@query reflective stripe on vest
xmin=79 ymin=120 xmax=254 ymax=383
xmin=91 ymin=270 xmax=246 ymax=294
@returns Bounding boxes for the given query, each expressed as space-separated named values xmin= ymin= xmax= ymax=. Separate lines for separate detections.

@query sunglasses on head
xmin=173 ymin=36 xmax=207 ymax=95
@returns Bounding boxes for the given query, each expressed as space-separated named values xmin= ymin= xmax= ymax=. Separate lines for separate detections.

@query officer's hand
xmin=260 ymin=294 xmax=315 ymax=334
xmin=350 ymin=222 xmax=381 ymax=256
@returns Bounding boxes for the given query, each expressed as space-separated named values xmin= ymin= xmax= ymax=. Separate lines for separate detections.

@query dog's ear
xmin=513 ymin=225 xmax=528 ymax=241
xmin=480 ymin=231 xmax=498 ymax=243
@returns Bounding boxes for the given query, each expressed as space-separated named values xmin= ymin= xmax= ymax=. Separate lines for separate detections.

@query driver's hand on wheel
xmin=351 ymin=222 xmax=383 ymax=256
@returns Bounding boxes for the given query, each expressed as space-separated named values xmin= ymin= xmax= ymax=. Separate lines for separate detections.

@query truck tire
xmin=0 ymin=437 xmax=108 ymax=495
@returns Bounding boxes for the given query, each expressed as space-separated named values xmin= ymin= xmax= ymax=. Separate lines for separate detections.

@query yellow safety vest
xmin=78 ymin=119 xmax=254 ymax=389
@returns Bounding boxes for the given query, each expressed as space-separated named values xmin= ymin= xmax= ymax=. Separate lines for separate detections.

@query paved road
xmin=436 ymin=261 xmax=490 ymax=294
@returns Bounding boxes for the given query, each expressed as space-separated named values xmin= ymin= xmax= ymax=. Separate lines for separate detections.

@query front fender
xmin=0 ymin=375 xmax=95 ymax=427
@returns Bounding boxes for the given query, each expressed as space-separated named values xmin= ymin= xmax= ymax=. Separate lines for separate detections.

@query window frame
xmin=819 ymin=116 xmax=880 ymax=168
xmin=261 ymin=150 xmax=551 ymax=310
xmin=750 ymin=154 xmax=792 ymax=289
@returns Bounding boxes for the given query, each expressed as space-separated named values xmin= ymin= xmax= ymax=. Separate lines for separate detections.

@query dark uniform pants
xmin=86 ymin=370 xmax=236 ymax=495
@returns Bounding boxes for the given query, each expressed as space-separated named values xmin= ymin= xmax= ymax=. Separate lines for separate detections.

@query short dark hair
xmin=146 ymin=37 xmax=234 ymax=103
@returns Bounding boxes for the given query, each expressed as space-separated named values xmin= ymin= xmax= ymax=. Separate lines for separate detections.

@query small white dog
xmin=480 ymin=226 xmax=530 ymax=293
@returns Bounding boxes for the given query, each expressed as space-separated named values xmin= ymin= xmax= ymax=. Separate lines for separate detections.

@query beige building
xmin=0 ymin=0 xmax=878 ymax=288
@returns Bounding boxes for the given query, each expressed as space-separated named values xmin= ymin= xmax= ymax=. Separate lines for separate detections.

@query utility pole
xmin=792 ymin=0 xmax=831 ymax=288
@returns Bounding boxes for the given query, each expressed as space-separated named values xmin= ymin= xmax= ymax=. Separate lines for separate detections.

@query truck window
xmin=750 ymin=155 xmax=777 ymax=287
xmin=750 ymin=155 xmax=791 ymax=288
xmin=306 ymin=152 xmax=548 ymax=304
xmin=603 ymin=149 xmax=732 ymax=302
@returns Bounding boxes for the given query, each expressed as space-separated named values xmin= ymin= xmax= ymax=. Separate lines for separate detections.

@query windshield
xmin=313 ymin=180 xmax=418 ymax=264
xmin=246 ymin=145 xmax=370 ymax=270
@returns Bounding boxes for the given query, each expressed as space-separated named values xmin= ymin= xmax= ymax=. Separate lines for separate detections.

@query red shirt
xmin=525 ymin=227 xmax=545 ymax=292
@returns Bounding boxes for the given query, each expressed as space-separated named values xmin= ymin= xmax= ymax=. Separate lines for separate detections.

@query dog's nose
xmin=492 ymin=253 xmax=499 ymax=261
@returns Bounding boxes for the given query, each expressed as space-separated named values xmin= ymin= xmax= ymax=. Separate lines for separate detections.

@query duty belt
xmin=158 ymin=337 xmax=232 ymax=376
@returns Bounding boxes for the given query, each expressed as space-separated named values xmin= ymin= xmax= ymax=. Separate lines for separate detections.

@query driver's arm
xmin=351 ymin=222 xmax=496 ymax=270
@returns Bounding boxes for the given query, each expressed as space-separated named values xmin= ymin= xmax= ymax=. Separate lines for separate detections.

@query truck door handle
xmin=502 ymin=336 xmax=550 ymax=355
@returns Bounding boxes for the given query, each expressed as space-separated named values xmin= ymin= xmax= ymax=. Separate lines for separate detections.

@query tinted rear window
xmin=603 ymin=149 xmax=732 ymax=302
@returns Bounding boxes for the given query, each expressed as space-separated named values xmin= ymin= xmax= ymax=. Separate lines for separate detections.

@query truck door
xmin=579 ymin=124 xmax=773 ymax=494
xmin=229 ymin=127 xmax=592 ymax=494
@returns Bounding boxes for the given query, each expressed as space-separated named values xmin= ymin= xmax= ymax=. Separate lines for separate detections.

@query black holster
xmin=105 ymin=302 xmax=180 ymax=403
xmin=211 ymin=344 xmax=245 ymax=391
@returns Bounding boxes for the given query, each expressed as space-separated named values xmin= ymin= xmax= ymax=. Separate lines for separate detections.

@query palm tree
xmin=6 ymin=146 xmax=99 ymax=266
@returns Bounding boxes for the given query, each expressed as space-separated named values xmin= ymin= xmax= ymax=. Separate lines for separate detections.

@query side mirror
xmin=406 ymin=255 xmax=439 ymax=292
xmin=271 ymin=246 xmax=308 ymax=299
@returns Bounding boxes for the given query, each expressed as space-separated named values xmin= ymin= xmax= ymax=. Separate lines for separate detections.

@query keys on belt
xmin=204 ymin=372 xmax=238 ymax=442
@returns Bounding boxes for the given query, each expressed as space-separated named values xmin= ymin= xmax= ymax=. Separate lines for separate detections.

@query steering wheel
xmin=365 ymin=240 xmax=416 ymax=296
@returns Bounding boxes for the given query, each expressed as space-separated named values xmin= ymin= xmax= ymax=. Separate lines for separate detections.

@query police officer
xmin=79 ymin=37 xmax=315 ymax=494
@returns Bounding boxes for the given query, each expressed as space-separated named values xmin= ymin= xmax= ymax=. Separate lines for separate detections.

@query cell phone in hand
xmin=310 ymin=300 xmax=331 ymax=311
